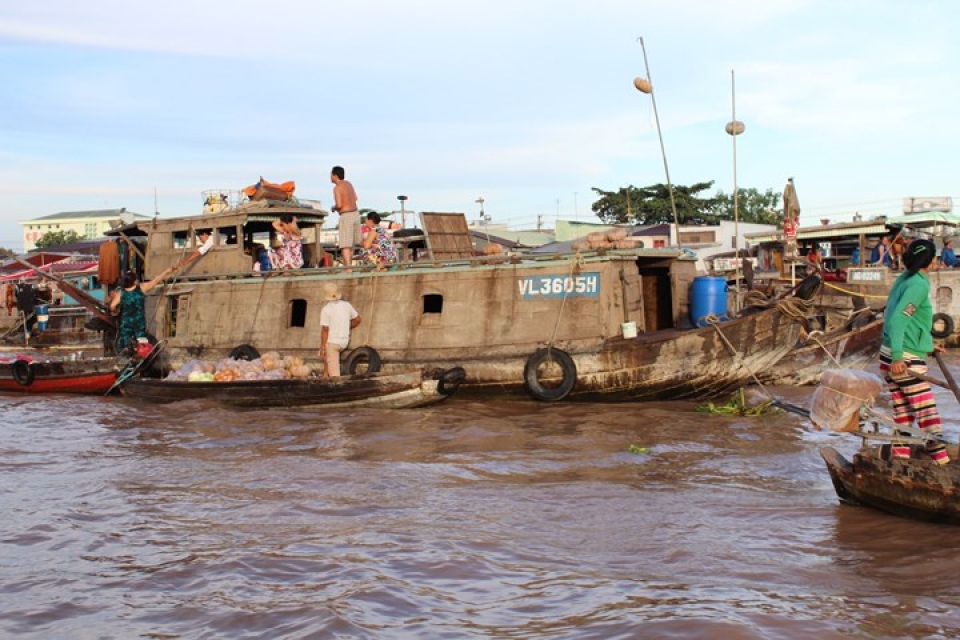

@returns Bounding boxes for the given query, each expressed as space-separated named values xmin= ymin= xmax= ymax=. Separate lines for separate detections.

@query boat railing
xmin=161 ymin=247 xmax=663 ymax=285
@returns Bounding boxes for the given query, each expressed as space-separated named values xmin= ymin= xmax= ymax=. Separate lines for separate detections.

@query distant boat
xmin=758 ymin=315 xmax=883 ymax=386
xmin=0 ymin=355 xmax=120 ymax=394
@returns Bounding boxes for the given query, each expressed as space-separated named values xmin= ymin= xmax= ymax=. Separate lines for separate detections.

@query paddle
xmin=934 ymin=351 xmax=960 ymax=405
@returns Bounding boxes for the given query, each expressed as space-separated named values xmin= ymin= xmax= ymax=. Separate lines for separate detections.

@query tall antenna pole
xmin=636 ymin=36 xmax=681 ymax=249
xmin=727 ymin=70 xmax=744 ymax=312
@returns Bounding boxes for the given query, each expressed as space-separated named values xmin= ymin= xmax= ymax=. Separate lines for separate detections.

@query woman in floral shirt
xmin=359 ymin=212 xmax=397 ymax=269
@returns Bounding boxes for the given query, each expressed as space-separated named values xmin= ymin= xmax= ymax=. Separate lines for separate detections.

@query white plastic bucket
xmin=621 ymin=321 xmax=637 ymax=339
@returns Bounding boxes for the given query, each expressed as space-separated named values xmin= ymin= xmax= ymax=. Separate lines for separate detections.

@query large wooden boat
xmin=0 ymin=355 xmax=121 ymax=394
xmin=115 ymin=201 xmax=806 ymax=401
xmin=120 ymin=368 xmax=462 ymax=409
xmin=821 ymin=445 xmax=960 ymax=524
xmin=758 ymin=314 xmax=883 ymax=386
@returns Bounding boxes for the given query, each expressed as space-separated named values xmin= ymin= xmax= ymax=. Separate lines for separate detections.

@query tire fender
xmin=345 ymin=346 xmax=382 ymax=375
xmin=434 ymin=366 xmax=466 ymax=396
xmin=931 ymin=313 xmax=955 ymax=339
xmin=230 ymin=344 xmax=261 ymax=361
xmin=523 ymin=348 xmax=577 ymax=402
xmin=12 ymin=359 xmax=34 ymax=386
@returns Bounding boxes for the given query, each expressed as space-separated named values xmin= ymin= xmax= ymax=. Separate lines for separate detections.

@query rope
xmin=705 ymin=315 xmax=773 ymax=399
xmin=547 ymin=252 xmax=582 ymax=348
xmin=822 ymin=281 xmax=889 ymax=299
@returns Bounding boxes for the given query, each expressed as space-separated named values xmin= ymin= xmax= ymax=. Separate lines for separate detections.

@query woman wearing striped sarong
xmin=879 ymin=238 xmax=949 ymax=464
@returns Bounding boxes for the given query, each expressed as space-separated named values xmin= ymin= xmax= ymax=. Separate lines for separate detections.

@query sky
xmin=2 ymin=0 xmax=959 ymax=251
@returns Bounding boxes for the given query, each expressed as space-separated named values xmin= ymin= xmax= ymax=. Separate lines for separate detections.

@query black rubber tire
xmin=12 ymin=359 xmax=34 ymax=386
xmin=796 ymin=274 xmax=823 ymax=301
xmin=523 ymin=348 xmax=577 ymax=402
xmin=434 ymin=366 xmax=466 ymax=396
xmin=345 ymin=346 xmax=382 ymax=375
xmin=230 ymin=344 xmax=260 ymax=361
xmin=931 ymin=313 xmax=955 ymax=339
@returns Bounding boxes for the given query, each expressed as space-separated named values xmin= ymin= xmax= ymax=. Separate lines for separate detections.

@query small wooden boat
xmin=120 ymin=367 xmax=465 ymax=409
xmin=758 ymin=315 xmax=883 ymax=386
xmin=820 ymin=445 xmax=960 ymax=524
xmin=0 ymin=355 xmax=121 ymax=394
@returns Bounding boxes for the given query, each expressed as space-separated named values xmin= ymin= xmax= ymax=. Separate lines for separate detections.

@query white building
xmin=18 ymin=209 xmax=151 ymax=251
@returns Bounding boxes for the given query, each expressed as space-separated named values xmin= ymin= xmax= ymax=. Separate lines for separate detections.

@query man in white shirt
xmin=178 ymin=229 xmax=215 ymax=268
xmin=319 ymin=282 xmax=361 ymax=377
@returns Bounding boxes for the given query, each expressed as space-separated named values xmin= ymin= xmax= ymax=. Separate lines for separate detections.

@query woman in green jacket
xmin=879 ymin=238 xmax=948 ymax=464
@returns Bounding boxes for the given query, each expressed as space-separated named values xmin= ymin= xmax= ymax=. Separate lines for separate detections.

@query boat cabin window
xmin=217 ymin=225 xmax=239 ymax=245
xmin=423 ymin=294 xmax=443 ymax=314
xmin=173 ymin=230 xmax=190 ymax=249
xmin=290 ymin=299 xmax=307 ymax=328
xmin=167 ymin=294 xmax=189 ymax=338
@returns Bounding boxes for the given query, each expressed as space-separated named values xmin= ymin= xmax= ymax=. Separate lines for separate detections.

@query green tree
xmin=709 ymin=188 xmax=782 ymax=225
xmin=34 ymin=230 xmax=83 ymax=249
xmin=592 ymin=181 xmax=722 ymax=225
xmin=591 ymin=182 xmax=784 ymax=226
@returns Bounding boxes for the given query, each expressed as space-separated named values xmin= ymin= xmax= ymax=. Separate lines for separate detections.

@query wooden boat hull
xmin=562 ymin=306 xmax=800 ymax=401
xmin=759 ymin=316 xmax=883 ymax=386
xmin=0 ymin=357 xmax=120 ymax=394
xmin=820 ymin=445 xmax=960 ymax=524
xmin=120 ymin=369 xmax=452 ymax=409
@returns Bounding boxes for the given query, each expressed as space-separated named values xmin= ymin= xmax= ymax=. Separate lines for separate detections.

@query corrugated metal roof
xmin=746 ymin=221 xmax=888 ymax=243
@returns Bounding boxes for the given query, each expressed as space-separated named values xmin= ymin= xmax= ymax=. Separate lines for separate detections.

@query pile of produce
xmin=167 ymin=351 xmax=314 ymax=382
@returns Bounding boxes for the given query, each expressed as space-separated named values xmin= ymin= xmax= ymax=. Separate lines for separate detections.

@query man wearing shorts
xmin=331 ymin=165 xmax=361 ymax=269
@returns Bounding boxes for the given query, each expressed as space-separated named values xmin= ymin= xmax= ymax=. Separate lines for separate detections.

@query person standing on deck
xmin=109 ymin=268 xmax=174 ymax=354
xmin=870 ymin=235 xmax=892 ymax=267
xmin=879 ymin=239 xmax=949 ymax=464
xmin=319 ymin=282 xmax=361 ymax=378
xmin=330 ymin=166 xmax=361 ymax=270
xmin=940 ymin=238 xmax=957 ymax=268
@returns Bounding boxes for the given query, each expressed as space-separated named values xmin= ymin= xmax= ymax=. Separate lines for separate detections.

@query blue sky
xmin=2 ymin=0 xmax=959 ymax=250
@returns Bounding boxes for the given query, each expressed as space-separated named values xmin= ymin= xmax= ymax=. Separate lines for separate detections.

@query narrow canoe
xmin=120 ymin=367 xmax=465 ymax=410
xmin=0 ymin=357 xmax=120 ymax=394
xmin=821 ymin=445 xmax=960 ymax=524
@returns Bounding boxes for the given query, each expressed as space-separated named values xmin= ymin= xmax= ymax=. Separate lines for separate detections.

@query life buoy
xmin=230 ymin=344 xmax=260 ymax=361
xmin=434 ymin=366 xmax=466 ymax=396
xmin=12 ymin=359 xmax=34 ymax=386
xmin=931 ymin=313 xmax=955 ymax=339
xmin=523 ymin=348 xmax=577 ymax=402
xmin=345 ymin=346 xmax=382 ymax=375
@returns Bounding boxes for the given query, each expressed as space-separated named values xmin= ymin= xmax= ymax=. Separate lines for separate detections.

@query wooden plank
xmin=419 ymin=212 xmax=475 ymax=260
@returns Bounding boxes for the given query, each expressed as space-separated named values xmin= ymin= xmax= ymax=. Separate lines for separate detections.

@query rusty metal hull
xmin=820 ymin=446 xmax=960 ymax=524
xmin=759 ymin=317 xmax=883 ymax=386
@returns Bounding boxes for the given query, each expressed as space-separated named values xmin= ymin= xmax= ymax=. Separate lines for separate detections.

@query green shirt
xmin=882 ymin=270 xmax=933 ymax=361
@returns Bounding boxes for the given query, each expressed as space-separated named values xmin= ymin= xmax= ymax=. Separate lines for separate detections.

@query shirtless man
xmin=330 ymin=166 xmax=360 ymax=269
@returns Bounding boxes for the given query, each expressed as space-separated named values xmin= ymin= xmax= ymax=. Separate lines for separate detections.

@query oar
xmin=934 ymin=351 xmax=960 ymax=405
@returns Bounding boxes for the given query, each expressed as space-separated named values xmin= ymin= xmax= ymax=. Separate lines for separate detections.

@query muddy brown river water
xmin=4 ymin=362 xmax=960 ymax=639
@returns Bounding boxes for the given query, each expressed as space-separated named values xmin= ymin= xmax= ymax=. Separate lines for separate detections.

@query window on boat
xmin=290 ymin=299 xmax=307 ymax=327
xmin=167 ymin=294 xmax=189 ymax=338
xmin=218 ymin=226 xmax=239 ymax=246
xmin=423 ymin=294 xmax=443 ymax=314
xmin=173 ymin=230 xmax=190 ymax=250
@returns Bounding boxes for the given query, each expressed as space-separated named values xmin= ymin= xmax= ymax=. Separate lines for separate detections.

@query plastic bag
xmin=809 ymin=369 xmax=884 ymax=432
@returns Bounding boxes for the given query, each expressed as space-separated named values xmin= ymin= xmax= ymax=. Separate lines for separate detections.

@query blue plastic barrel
xmin=690 ymin=277 xmax=728 ymax=327
xmin=36 ymin=304 xmax=49 ymax=332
